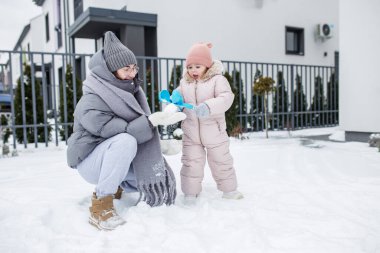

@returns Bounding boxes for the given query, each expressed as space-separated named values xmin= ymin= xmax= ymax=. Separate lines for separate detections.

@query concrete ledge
xmin=345 ymin=131 xmax=372 ymax=142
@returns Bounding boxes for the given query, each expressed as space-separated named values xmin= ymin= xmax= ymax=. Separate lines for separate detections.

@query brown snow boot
xmin=113 ymin=186 xmax=123 ymax=200
xmin=89 ymin=193 xmax=126 ymax=230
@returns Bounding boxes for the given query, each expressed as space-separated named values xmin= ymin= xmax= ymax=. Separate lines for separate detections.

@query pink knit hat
xmin=185 ymin=42 xmax=213 ymax=68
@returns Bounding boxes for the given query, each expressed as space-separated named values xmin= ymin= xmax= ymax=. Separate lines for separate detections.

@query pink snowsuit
xmin=176 ymin=60 xmax=238 ymax=195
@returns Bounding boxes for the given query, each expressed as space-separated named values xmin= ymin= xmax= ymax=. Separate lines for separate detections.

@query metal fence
xmin=0 ymin=50 xmax=338 ymax=149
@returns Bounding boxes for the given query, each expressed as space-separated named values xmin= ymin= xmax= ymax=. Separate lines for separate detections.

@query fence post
xmin=290 ymin=65 xmax=295 ymax=130
xmin=334 ymin=51 xmax=339 ymax=125
xmin=334 ymin=52 xmax=339 ymax=84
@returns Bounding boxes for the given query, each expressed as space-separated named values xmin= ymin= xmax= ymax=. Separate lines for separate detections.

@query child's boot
xmin=183 ymin=194 xmax=198 ymax=206
xmin=89 ymin=193 xmax=126 ymax=230
xmin=113 ymin=186 xmax=123 ymax=200
xmin=222 ymin=190 xmax=244 ymax=200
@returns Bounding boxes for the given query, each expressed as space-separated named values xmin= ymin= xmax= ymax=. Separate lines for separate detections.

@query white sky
xmin=0 ymin=0 xmax=41 ymax=50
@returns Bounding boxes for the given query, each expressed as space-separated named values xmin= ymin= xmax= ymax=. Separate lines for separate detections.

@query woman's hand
xmin=148 ymin=104 xmax=186 ymax=126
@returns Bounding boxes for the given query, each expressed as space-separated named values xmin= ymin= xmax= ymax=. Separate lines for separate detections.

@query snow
xmin=329 ymin=130 xmax=346 ymax=142
xmin=1 ymin=127 xmax=380 ymax=253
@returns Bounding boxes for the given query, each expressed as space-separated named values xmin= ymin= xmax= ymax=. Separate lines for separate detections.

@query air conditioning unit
xmin=317 ymin=23 xmax=334 ymax=39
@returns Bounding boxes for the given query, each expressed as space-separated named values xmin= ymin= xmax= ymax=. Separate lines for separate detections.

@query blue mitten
xmin=194 ymin=103 xmax=210 ymax=118
xmin=159 ymin=90 xmax=194 ymax=109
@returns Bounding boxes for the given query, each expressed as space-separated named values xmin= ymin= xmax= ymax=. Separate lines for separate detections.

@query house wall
xmin=74 ymin=0 xmax=339 ymax=65
xmin=36 ymin=0 xmax=57 ymax=52
xmin=339 ymin=0 xmax=380 ymax=136
xmin=121 ymin=0 xmax=339 ymax=65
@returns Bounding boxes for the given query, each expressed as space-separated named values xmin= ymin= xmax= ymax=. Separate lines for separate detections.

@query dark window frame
xmin=74 ymin=0 xmax=83 ymax=20
xmin=285 ymin=26 xmax=304 ymax=56
xmin=45 ymin=13 xmax=50 ymax=42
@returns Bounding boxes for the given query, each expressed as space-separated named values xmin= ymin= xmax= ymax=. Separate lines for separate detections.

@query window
xmin=74 ymin=0 xmax=83 ymax=20
xmin=285 ymin=26 xmax=304 ymax=55
xmin=45 ymin=14 xmax=50 ymax=42
xmin=27 ymin=43 xmax=30 ymax=60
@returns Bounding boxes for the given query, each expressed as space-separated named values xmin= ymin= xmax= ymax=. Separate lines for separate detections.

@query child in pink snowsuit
xmin=176 ymin=42 xmax=243 ymax=201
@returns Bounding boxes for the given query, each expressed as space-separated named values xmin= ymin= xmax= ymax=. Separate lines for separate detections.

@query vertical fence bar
xmin=173 ymin=60 xmax=177 ymax=89
xmin=245 ymin=63 xmax=248 ymax=130
xmin=311 ymin=66 xmax=314 ymax=127
xmin=280 ymin=65 xmax=284 ymax=130
xmin=238 ymin=62 xmax=243 ymax=128
xmin=62 ymin=55 xmax=68 ymax=142
xmin=271 ymin=64 xmax=274 ymax=129
xmin=41 ymin=53 xmax=49 ymax=146
xmin=334 ymin=52 xmax=339 ymax=125
xmin=305 ymin=66 xmax=309 ymax=127
xmin=158 ymin=59 xmax=162 ymax=111
xmin=143 ymin=59 xmax=147 ymax=93
xmin=302 ymin=66 xmax=305 ymax=128
xmin=51 ymin=55 xmax=59 ymax=146
xmin=318 ymin=66 xmax=321 ymax=126
xmin=166 ymin=59 xmax=169 ymax=92
xmin=290 ymin=65 xmax=295 ymax=130
xmin=248 ymin=63 xmax=252 ymax=130
xmin=19 ymin=52 xmax=27 ymax=147
xmin=8 ymin=52 xmax=17 ymax=149
xmin=275 ymin=64 xmax=279 ymax=129
xmin=80 ymin=55 xmax=86 ymax=84
xmin=72 ymin=54 xmax=77 ymax=109
xmin=259 ymin=63 xmax=262 ymax=130
xmin=322 ymin=66 xmax=326 ymax=126
xmin=296 ymin=65 xmax=299 ymax=129
xmin=249 ymin=63 xmax=254 ymax=131
xmin=253 ymin=63 xmax=257 ymax=129
xmin=327 ymin=67 xmax=330 ymax=126
xmin=151 ymin=58 xmax=155 ymax=112
xmin=180 ymin=59 xmax=184 ymax=75
xmin=29 ymin=54 xmax=38 ymax=147
xmin=302 ymin=66 xmax=306 ymax=128
xmin=316 ymin=66 xmax=319 ymax=127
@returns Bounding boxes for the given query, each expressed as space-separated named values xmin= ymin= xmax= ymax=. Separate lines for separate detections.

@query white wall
xmin=122 ymin=0 xmax=338 ymax=65
xmin=340 ymin=0 xmax=380 ymax=133
xmin=29 ymin=15 xmax=45 ymax=52
xmin=39 ymin=0 xmax=57 ymax=52
xmin=14 ymin=0 xmax=340 ymax=82
xmin=83 ymin=0 xmax=125 ymax=11
xmin=71 ymin=0 xmax=339 ymax=65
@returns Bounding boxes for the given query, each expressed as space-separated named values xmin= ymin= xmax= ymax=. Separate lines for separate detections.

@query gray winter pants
xmin=76 ymin=133 xmax=138 ymax=197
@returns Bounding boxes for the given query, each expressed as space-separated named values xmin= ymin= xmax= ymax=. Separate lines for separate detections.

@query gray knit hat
xmin=103 ymin=31 xmax=137 ymax=72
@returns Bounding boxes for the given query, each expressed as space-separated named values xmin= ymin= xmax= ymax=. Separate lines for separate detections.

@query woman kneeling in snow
xmin=66 ymin=31 xmax=184 ymax=230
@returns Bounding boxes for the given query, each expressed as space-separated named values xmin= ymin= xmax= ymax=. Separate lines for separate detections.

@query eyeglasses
xmin=125 ymin=66 xmax=139 ymax=73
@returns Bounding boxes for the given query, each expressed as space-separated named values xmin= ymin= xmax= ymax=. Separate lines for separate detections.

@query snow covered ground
xmin=1 ymin=127 xmax=380 ymax=253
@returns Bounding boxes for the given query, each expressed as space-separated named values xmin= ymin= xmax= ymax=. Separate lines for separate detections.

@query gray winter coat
xmin=66 ymin=50 xmax=176 ymax=206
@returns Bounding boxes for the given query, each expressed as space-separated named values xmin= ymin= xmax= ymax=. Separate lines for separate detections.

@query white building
xmin=339 ymin=0 xmax=380 ymax=141
xmin=16 ymin=0 xmax=339 ymax=65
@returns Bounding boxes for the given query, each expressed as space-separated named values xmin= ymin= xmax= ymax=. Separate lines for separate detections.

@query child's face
xmin=114 ymin=64 xmax=139 ymax=80
xmin=187 ymin=64 xmax=207 ymax=80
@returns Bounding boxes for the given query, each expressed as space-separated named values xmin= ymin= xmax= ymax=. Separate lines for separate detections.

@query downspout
xmin=62 ymin=0 xmax=68 ymax=59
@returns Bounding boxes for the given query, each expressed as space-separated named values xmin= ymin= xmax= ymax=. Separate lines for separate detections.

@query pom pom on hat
xmin=103 ymin=31 xmax=137 ymax=72
xmin=185 ymin=42 xmax=213 ymax=68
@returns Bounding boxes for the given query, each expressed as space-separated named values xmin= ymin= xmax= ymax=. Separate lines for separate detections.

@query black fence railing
xmin=0 ymin=50 xmax=338 ymax=149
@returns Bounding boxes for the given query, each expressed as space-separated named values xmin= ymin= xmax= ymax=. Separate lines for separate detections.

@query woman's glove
xmin=194 ymin=103 xmax=210 ymax=118
xmin=148 ymin=104 xmax=186 ymax=126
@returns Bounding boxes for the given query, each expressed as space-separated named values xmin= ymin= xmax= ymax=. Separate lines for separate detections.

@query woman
xmin=67 ymin=31 xmax=182 ymax=230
